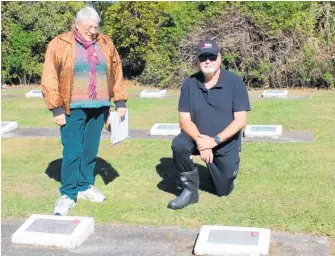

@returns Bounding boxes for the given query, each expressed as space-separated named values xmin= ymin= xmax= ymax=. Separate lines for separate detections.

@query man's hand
xmin=117 ymin=107 xmax=127 ymax=120
xmin=199 ymin=148 xmax=214 ymax=164
xmin=54 ymin=114 xmax=66 ymax=126
xmin=197 ymin=134 xmax=217 ymax=151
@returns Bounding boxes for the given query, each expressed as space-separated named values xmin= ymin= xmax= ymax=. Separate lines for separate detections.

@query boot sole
xmin=167 ymin=198 xmax=199 ymax=210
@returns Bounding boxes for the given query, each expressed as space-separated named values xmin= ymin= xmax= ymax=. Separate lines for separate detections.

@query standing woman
xmin=41 ymin=7 xmax=128 ymax=216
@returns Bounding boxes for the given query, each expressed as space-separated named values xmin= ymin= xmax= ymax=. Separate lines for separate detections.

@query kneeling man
xmin=168 ymin=40 xmax=251 ymax=210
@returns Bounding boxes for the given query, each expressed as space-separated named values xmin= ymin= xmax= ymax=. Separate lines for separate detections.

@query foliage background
xmin=1 ymin=1 xmax=334 ymax=88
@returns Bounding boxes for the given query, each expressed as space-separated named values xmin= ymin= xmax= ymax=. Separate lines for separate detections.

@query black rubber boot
xmin=167 ymin=169 xmax=199 ymax=210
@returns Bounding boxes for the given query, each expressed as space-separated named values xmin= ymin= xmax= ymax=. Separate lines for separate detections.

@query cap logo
xmin=201 ymin=43 xmax=212 ymax=49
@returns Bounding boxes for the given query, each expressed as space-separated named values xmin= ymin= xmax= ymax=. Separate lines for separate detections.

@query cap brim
xmin=197 ymin=48 xmax=219 ymax=57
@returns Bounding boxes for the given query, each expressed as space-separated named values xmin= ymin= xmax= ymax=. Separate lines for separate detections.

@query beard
xmin=201 ymin=66 xmax=217 ymax=76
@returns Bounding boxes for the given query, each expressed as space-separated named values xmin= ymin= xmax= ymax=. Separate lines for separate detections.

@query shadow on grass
xmin=45 ymin=157 xmax=119 ymax=185
xmin=155 ymin=157 xmax=216 ymax=196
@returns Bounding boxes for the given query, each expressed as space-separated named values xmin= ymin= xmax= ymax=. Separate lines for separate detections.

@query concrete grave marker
xmin=25 ymin=90 xmax=43 ymax=98
xmin=244 ymin=125 xmax=282 ymax=139
xmin=1 ymin=121 xmax=18 ymax=134
xmin=194 ymin=225 xmax=271 ymax=256
xmin=140 ymin=89 xmax=168 ymax=98
xmin=150 ymin=123 xmax=181 ymax=136
xmin=11 ymin=214 xmax=94 ymax=249
xmin=262 ymin=90 xmax=288 ymax=99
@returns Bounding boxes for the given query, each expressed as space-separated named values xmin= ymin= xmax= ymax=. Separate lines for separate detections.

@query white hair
xmin=76 ymin=7 xmax=101 ymax=24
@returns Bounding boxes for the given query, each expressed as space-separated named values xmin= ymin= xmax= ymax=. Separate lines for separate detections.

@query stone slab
xmin=11 ymin=214 xmax=94 ymax=249
xmin=25 ymin=90 xmax=43 ymax=98
xmin=1 ymin=121 xmax=18 ymax=134
xmin=244 ymin=125 xmax=282 ymax=139
xmin=2 ymin=221 xmax=330 ymax=256
xmin=140 ymin=89 xmax=168 ymax=98
xmin=262 ymin=90 xmax=288 ymax=99
xmin=150 ymin=123 xmax=181 ymax=136
xmin=194 ymin=225 xmax=271 ymax=256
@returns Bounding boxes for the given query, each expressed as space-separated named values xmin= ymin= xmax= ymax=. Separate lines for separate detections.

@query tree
xmin=1 ymin=1 xmax=85 ymax=84
xmin=103 ymin=2 xmax=168 ymax=77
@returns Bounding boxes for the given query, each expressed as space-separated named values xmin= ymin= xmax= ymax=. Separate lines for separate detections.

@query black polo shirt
xmin=178 ymin=69 xmax=251 ymax=155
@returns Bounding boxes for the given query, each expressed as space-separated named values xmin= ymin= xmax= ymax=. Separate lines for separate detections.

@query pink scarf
xmin=74 ymin=28 xmax=100 ymax=99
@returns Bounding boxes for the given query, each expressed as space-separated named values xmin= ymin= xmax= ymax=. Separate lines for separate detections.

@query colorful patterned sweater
xmin=70 ymin=42 xmax=111 ymax=109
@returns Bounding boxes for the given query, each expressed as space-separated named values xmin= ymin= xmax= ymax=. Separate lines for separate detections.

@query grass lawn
xmin=1 ymin=85 xmax=335 ymax=250
xmin=1 ymin=82 xmax=179 ymax=129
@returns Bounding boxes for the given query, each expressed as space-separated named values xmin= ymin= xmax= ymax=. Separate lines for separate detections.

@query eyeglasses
xmin=81 ymin=24 xmax=99 ymax=33
xmin=198 ymin=54 xmax=218 ymax=62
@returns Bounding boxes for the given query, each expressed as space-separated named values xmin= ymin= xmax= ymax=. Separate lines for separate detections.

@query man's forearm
xmin=217 ymin=119 xmax=246 ymax=143
xmin=180 ymin=121 xmax=201 ymax=141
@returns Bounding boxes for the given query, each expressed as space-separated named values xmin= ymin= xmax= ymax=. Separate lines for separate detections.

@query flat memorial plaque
xmin=26 ymin=219 xmax=79 ymax=235
xmin=140 ymin=89 xmax=168 ymax=98
xmin=194 ymin=225 xmax=271 ymax=256
xmin=11 ymin=214 xmax=94 ymax=249
xmin=208 ymin=230 xmax=259 ymax=246
xmin=262 ymin=90 xmax=288 ymax=99
xmin=244 ymin=125 xmax=282 ymax=139
xmin=149 ymin=123 xmax=181 ymax=136
xmin=25 ymin=90 xmax=43 ymax=98
xmin=1 ymin=121 xmax=18 ymax=134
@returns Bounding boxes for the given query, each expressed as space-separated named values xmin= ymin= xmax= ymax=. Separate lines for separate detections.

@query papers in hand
xmin=110 ymin=111 xmax=129 ymax=145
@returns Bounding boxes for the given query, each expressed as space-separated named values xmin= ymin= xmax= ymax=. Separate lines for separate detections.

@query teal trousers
xmin=59 ymin=108 xmax=107 ymax=200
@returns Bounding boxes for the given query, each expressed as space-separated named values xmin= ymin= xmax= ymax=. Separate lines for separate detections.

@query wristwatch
xmin=214 ymin=135 xmax=221 ymax=145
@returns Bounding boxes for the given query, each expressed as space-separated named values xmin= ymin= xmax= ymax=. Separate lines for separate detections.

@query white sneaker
xmin=54 ymin=195 xmax=76 ymax=216
xmin=77 ymin=185 xmax=106 ymax=202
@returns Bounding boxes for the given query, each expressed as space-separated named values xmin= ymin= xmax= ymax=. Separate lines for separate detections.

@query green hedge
xmin=1 ymin=2 xmax=334 ymax=88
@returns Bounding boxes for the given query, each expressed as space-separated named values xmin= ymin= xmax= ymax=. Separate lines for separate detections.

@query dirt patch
xmin=269 ymin=240 xmax=283 ymax=256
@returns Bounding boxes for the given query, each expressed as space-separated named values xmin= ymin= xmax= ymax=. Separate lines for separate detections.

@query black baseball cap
xmin=196 ymin=40 xmax=220 ymax=57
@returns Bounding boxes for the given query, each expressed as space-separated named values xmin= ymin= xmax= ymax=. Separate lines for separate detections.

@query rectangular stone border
xmin=1 ymin=121 xmax=18 ymax=134
xmin=244 ymin=125 xmax=282 ymax=139
xmin=25 ymin=90 xmax=43 ymax=98
xmin=262 ymin=90 xmax=288 ymax=99
xmin=140 ymin=89 xmax=168 ymax=98
xmin=150 ymin=123 xmax=181 ymax=136
xmin=194 ymin=225 xmax=271 ymax=256
xmin=11 ymin=214 xmax=94 ymax=249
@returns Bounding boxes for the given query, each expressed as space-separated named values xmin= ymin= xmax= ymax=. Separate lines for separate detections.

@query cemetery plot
xmin=140 ymin=89 xmax=168 ymax=98
xmin=262 ymin=90 xmax=288 ymax=99
xmin=194 ymin=225 xmax=271 ymax=256
xmin=244 ymin=125 xmax=282 ymax=139
xmin=25 ymin=90 xmax=43 ymax=98
xmin=150 ymin=123 xmax=181 ymax=136
xmin=11 ymin=214 xmax=94 ymax=249
xmin=1 ymin=121 xmax=18 ymax=134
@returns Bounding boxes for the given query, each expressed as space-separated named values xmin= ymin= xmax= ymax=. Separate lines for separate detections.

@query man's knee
xmin=171 ymin=134 xmax=191 ymax=153
xmin=216 ymin=181 xmax=235 ymax=197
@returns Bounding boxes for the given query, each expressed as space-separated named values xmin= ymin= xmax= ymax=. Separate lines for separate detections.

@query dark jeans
xmin=59 ymin=108 xmax=107 ymax=200
xmin=171 ymin=132 xmax=240 ymax=196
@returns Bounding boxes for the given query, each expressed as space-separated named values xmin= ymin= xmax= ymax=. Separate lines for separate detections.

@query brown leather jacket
xmin=41 ymin=31 xmax=128 ymax=115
